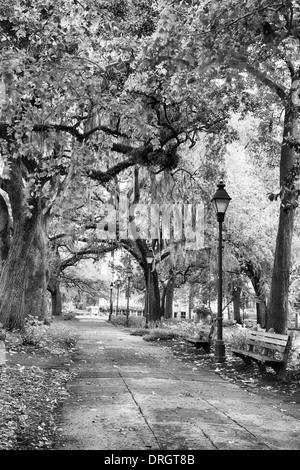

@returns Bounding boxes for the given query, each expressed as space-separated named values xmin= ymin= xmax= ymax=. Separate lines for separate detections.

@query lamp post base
xmin=214 ymin=340 xmax=226 ymax=363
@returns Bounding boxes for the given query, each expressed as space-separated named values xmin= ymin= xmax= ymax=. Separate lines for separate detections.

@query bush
xmin=47 ymin=324 xmax=79 ymax=349
xmin=229 ymin=325 xmax=249 ymax=349
xmin=4 ymin=317 xmax=79 ymax=354
xmin=110 ymin=314 xmax=145 ymax=328
xmin=127 ymin=316 xmax=145 ymax=328
xmin=130 ymin=328 xmax=149 ymax=336
xmin=193 ymin=305 xmax=213 ymax=321
xmin=143 ymin=328 xmax=183 ymax=342
xmin=62 ymin=310 xmax=78 ymax=321
xmin=21 ymin=316 xmax=47 ymax=347
xmin=109 ymin=314 xmax=127 ymax=326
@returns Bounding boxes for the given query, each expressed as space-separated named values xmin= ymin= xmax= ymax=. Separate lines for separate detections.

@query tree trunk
xmin=188 ymin=286 xmax=194 ymax=319
xmin=0 ymin=194 xmax=10 ymax=268
xmin=24 ymin=208 xmax=48 ymax=320
xmin=268 ymin=100 xmax=298 ymax=333
xmin=48 ymin=280 xmax=62 ymax=316
xmin=256 ymin=300 xmax=267 ymax=329
xmin=164 ymin=278 xmax=174 ymax=319
xmin=251 ymin=276 xmax=267 ymax=328
xmin=267 ymin=207 xmax=294 ymax=333
xmin=160 ymin=285 xmax=166 ymax=317
xmin=232 ymin=286 xmax=242 ymax=324
xmin=145 ymin=268 xmax=161 ymax=323
xmin=0 ymin=160 xmax=48 ymax=329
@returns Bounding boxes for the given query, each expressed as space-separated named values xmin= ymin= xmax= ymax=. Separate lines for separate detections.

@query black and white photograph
xmin=0 ymin=0 xmax=300 ymax=456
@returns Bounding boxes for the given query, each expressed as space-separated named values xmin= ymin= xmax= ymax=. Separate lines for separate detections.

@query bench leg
xmin=258 ymin=362 xmax=267 ymax=372
xmin=234 ymin=353 xmax=253 ymax=366
xmin=272 ymin=364 xmax=287 ymax=380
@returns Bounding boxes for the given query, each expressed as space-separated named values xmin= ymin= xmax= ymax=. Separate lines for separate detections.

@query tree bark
xmin=48 ymin=279 xmax=62 ymax=316
xmin=24 ymin=207 xmax=48 ymax=320
xmin=268 ymin=99 xmax=298 ymax=333
xmin=164 ymin=278 xmax=175 ymax=319
xmin=0 ymin=160 xmax=49 ymax=329
xmin=232 ymin=285 xmax=242 ymax=324
xmin=145 ymin=268 xmax=161 ymax=322
xmin=0 ymin=194 xmax=10 ymax=267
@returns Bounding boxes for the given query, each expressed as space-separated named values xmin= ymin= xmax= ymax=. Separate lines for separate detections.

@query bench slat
xmin=246 ymin=339 xmax=286 ymax=353
xmin=247 ymin=333 xmax=288 ymax=345
xmin=247 ymin=330 xmax=289 ymax=340
xmin=231 ymin=348 xmax=284 ymax=364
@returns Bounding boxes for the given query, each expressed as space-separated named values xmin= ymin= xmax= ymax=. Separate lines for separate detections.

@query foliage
xmin=229 ymin=325 xmax=250 ymax=350
xmin=109 ymin=314 xmax=145 ymax=328
xmin=0 ymin=364 xmax=71 ymax=450
xmin=193 ymin=305 xmax=213 ymax=320
xmin=47 ymin=324 xmax=79 ymax=349
xmin=143 ymin=328 xmax=183 ymax=342
xmin=21 ymin=315 xmax=47 ymax=346
xmin=126 ymin=315 xmax=146 ymax=328
xmin=5 ymin=319 xmax=78 ymax=355
xmin=130 ymin=327 xmax=149 ymax=336
xmin=61 ymin=310 xmax=78 ymax=321
xmin=0 ymin=318 xmax=77 ymax=450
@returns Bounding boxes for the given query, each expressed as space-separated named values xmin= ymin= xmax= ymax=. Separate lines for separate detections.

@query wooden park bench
xmin=231 ymin=329 xmax=293 ymax=380
xmin=186 ymin=323 xmax=215 ymax=353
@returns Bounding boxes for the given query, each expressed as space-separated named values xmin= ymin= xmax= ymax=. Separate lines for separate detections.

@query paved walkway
xmin=55 ymin=318 xmax=300 ymax=452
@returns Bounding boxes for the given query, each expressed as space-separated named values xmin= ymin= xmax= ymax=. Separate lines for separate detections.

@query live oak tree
xmin=151 ymin=0 xmax=300 ymax=333
xmin=0 ymin=0 xmax=199 ymax=328
xmin=0 ymin=0 xmax=165 ymax=329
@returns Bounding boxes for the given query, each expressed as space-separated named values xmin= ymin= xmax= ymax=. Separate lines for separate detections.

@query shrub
xmin=193 ymin=305 xmax=213 ymax=321
xmin=47 ymin=324 xmax=79 ymax=349
xmin=110 ymin=314 xmax=145 ymax=328
xmin=127 ymin=316 xmax=145 ymax=328
xmin=229 ymin=325 xmax=249 ymax=349
xmin=110 ymin=314 xmax=127 ymax=326
xmin=21 ymin=316 xmax=47 ymax=346
xmin=62 ymin=310 xmax=78 ymax=321
xmin=143 ymin=328 xmax=183 ymax=342
xmin=130 ymin=328 xmax=149 ymax=336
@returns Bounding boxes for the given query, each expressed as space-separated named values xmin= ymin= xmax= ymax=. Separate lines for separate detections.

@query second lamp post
xmin=109 ymin=281 xmax=114 ymax=321
xmin=116 ymin=278 xmax=121 ymax=316
xmin=145 ymin=249 xmax=154 ymax=328
xmin=126 ymin=266 xmax=132 ymax=326
xmin=211 ymin=180 xmax=231 ymax=363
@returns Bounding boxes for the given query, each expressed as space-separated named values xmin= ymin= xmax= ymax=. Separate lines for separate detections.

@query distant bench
xmin=231 ymin=329 xmax=293 ymax=380
xmin=186 ymin=323 xmax=215 ymax=353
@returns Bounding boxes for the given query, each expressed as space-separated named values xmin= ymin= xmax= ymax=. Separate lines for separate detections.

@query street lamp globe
xmin=126 ymin=266 xmax=132 ymax=279
xmin=211 ymin=180 xmax=231 ymax=222
xmin=146 ymin=249 xmax=154 ymax=265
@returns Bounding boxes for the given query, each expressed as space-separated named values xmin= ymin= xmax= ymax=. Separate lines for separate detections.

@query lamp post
xmin=116 ymin=278 xmax=121 ymax=316
xmin=145 ymin=249 xmax=154 ymax=328
xmin=109 ymin=282 xmax=114 ymax=321
xmin=126 ymin=266 xmax=132 ymax=326
xmin=211 ymin=180 xmax=231 ymax=363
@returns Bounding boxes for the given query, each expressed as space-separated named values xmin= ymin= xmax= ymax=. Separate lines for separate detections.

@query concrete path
xmin=55 ymin=318 xmax=300 ymax=451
